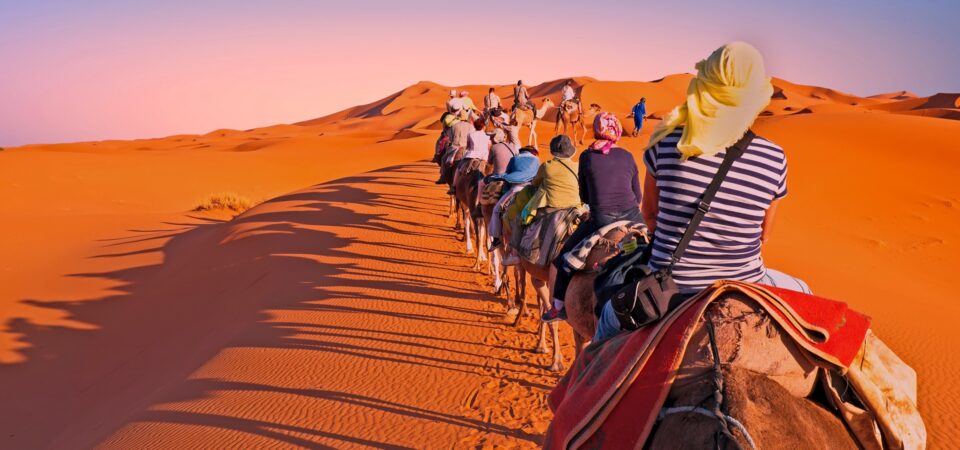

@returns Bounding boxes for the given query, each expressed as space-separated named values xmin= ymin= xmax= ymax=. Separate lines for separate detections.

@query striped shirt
xmin=643 ymin=129 xmax=788 ymax=294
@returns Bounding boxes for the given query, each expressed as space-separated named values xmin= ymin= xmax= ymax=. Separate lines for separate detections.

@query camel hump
xmin=651 ymin=366 xmax=860 ymax=450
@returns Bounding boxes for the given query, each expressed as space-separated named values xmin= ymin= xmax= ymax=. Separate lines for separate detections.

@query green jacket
xmin=532 ymin=158 xmax=581 ymax=209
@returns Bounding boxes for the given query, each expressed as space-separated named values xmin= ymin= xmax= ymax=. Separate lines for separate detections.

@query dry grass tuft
xmin=193 ymin=192 xmax=254 ymax=214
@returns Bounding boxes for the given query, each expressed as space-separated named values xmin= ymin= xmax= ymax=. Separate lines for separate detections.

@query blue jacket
xmin=491 ymin=153 xmax=540 ymax=184
xmin=631 ymin=102 xmax=646 ymax=119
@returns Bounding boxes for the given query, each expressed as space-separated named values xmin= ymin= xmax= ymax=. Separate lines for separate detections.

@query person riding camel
xmin=531 ymin=135 xmax=581 ymax=210
xmin=488 ymin=128 xmax=518 ymax=175
xmin=459 ymin=90 xmax=477 ymax=118
xmin=560 ymin=80 xmax=581 ymax=115
xmin=543 ymin=112 xmax=642 ymax=323
xmin=446 ymin=89 xmax=464 ymax=115
xmin=513 ymin=80 xmax=537 ymax=119
xmin=452 ymin=117 xmax=491 ymax=203
xmin=502 ymin=119 xmax=522 ymax=153
xmin=439 ymin=110 xmax=474 ymax=193
xmin=486 ymin=147 xmax=540 ymax=251
xmin=434 ymin=111 xmax=460 ymax=184
xmin=483 ymin=87 xmax=501 ymax=117
xmin=627 ymin=97 xmax=646 ymax=137
xmin=591 ymin=41 xmax=810 ymax=344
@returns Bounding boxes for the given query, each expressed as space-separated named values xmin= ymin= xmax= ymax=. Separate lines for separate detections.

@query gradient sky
xmin=1 ymin=0 xmax=957 ymax=146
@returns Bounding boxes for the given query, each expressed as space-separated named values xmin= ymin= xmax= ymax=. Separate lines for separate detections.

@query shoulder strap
xmin=667 ymin=130 xmax=756 ymax=271
xmin=557 ymin=159 xmax=579 ymax=181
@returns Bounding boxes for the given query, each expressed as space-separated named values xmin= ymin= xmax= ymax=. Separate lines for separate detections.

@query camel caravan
xmin=432 ymin=42 xmax=926 ymax=449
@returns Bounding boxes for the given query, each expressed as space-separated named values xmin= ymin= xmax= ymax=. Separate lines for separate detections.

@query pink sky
xmin=1 ymin=0 xmax=957 ymax=146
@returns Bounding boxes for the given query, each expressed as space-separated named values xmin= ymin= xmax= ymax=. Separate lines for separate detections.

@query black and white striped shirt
xmin=643 ymin=128 xmax=788 ymax=294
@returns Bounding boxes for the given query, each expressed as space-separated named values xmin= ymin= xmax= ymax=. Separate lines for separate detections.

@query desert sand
xmin=1 ymin=76 xmax=957 ymax=448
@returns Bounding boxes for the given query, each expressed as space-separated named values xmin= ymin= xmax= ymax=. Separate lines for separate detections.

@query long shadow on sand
xmin=0 ymin=162 xmax=540 ymax=449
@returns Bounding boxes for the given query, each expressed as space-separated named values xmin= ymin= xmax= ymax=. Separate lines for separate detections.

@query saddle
xmin=518 ymin=206 xmax=586 ymax=267
xmin=458 ymin=157 xmax=485 ymax=175
xmin=561 ymin=100 xmax=579 ymax=113
xmin=480 ymin=180 xmax=505 ymax=206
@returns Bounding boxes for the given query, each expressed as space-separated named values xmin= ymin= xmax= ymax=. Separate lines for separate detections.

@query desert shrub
xmin=193 ymin=192 xmax=254 ymax=214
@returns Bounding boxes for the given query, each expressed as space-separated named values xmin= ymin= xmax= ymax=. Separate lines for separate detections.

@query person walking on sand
xmin=513 ymin=80 xmax=537 ymax=118
xmin=627 ymin=97 xmax=646 ymax=137
xmin=543 ymin=112 xmax=643 ymax=323
xmin=592 ymin=41 xmax=811 ymax=344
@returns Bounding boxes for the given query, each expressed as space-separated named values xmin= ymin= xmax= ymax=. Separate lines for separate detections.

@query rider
xmin=560 ymin=80 xmax=580 ymax=114
xmin=435 ymin=112 xmax=459 ymax=184
xmin=513 ymin=80 xmax=537 ymax=119
xmin=483 ymin=87 xmax=501 ymax=116
xmin=531 ymin=135 xmax=580 ymax=210
xmin=452 ymin=117 xmax=491 ymax=203
xmin=543 ymin=112 xmax=642 ymax=323
xmin=446 ymin=89 xmax=463 ymax=115
xmin=444 ymin=110 xmax=474 ymax=193
xmin=487 ymin=147 xmax=540 ymax=250
xmin=627 ymin=97 xmax=646 ymax=137
xmin=592 ymin=41 xmax=809 ymax=344
xmin=488 ymin=128 xmax=518 ymax=175
xmin=460 ymin=90 xmax=478 ymax=118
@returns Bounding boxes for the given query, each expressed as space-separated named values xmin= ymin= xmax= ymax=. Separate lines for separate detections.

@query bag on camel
xmin=608 ymin=131 xmax=756 ymax=331
xmin=480 ymin=180 xmax=505 ymax=206
xmin=518 ymin=206 xmax=586 ymax=267
xmin=434 ymin=133 xmax=451 ymax=163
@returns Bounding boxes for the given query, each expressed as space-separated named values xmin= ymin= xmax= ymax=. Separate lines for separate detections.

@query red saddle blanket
xmin=545 ymin=280 xmax=871 ymax=450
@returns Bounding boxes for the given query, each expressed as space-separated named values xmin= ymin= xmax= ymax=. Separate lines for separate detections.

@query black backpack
xmin=594 ymin=131 xmax=756 ymax=330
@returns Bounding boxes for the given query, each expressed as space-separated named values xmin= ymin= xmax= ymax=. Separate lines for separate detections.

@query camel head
xmin=540 ymin=98 xmax=556 ymax=114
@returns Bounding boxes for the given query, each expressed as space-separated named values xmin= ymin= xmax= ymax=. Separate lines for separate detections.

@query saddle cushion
xmin=481 ymin=180 xmax=505 ymax=206
xmin=544 ymin=281 xmax=873 ymax=450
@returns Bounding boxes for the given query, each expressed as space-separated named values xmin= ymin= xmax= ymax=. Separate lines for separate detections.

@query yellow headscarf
xmin=647 ymin=41 xmax=773 ymax=159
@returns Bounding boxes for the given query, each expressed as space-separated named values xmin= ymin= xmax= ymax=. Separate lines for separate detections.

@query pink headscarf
xmin=589 ymin=112 xmax=623 ymax=154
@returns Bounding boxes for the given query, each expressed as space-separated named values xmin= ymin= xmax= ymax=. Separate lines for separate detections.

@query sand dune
xmin=1 ymin=75 xmax=958 ymax=448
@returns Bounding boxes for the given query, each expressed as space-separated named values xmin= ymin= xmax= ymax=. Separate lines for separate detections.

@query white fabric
xmin=465 ymin=130 xmax=491 ymax=160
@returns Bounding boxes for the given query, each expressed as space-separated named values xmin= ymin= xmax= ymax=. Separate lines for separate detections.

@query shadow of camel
xmin=0 ymin=162 xmax=541 ymax=449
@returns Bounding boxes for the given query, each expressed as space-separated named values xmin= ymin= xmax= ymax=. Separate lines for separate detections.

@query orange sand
xmin=1 ymin=76 xmax=957 ymax=448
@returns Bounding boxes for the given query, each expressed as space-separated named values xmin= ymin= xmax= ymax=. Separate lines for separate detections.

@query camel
xmin=649 ymin=366 xmax=859 ymax=449
xmin=555 ymin=102 xmax=602 ymax=145
xmin=503 ymin=239 xmax=565 ymax=372
xmin=554 ymin=293 xmax=868 ymax=449
xmin=452 ymin=161 xmax=490 ymax=269
xmin=512 ymin=99 xmax=555 ymax=148
xmin=481 ymin=196 xmax=564 ymax=372
xmin=647 ymin=296 xmax=863 ymax=449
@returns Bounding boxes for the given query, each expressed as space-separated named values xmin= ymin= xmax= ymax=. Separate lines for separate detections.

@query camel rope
xmin=656 ymin=406 xmax=757 ymax=450
xmin=705 ymin=309 xmax=748 ymax=450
